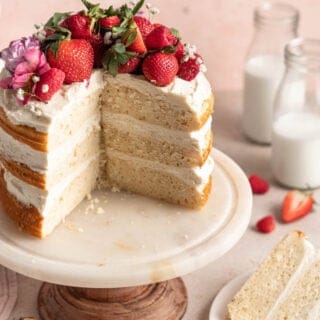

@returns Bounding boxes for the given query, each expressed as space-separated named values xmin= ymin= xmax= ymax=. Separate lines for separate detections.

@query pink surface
xmin=1 ymin=0 xmax=320 ymax=91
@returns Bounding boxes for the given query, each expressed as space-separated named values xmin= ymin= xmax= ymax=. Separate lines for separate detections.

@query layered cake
xmin=0 ymin=0 xmax=214 ymax=238
xmin=226 ymin=231 xmax=320 ymax=320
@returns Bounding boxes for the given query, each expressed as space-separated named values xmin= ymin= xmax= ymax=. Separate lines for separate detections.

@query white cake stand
xmin=0 ymin=149 xmax=252 ymax=320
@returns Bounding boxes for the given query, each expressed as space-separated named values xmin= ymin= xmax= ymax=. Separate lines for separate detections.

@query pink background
xmin=1 ymin=0 xmax=320 ymax=91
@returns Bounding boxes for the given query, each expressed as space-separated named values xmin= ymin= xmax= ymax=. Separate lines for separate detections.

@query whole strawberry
xmin=99 ymin=16 xmax=121 ymax=29
xmin=256 ymin=215 xmax=276 ymax=233
xmin=47 ymin=39 xmax=94 ymax=84
xmin=118 ymin=57 xmax=141 ymax=74
xmin=145 ymin=26 xmax=177 ymax=50
xmin=86 ymin=33 xmax=105 ymax=67
xmin=175 ymin=41 xmax=185 ymax=63
xmin=178 ymin=56 xmax=201 ymax=81
xmin=249 ymin=174 xmax=270 ymax=195
xmin=61 ymin=14 xmax=91 ymax=39
xmin=133 ymin=16 xmax=154 ymax=39
xmin=35 ymin=68 xmax=65 ymax=102
xmin=142 ymin=52 xmax=179 ymax=87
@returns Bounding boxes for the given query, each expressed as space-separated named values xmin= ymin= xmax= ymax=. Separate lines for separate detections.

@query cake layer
xmin=227 ymin=231 xmax=314 ymax=320
xmin=103 ymin=112 xmax=213 ymax=167
xmin=0 ymin=114 xmax=100 ymax=174
xmin=273 ymin=254 xmax=320 ymax=320
xmin=106 ymin=150 xmax=214 ymax=209
xmin=226 ymin=231 xmax=315 ymax=320
xmin=0 ymin=158 xmax=98 ymax=238
xmin=0 ymin=70 xmax=103 ymax=135
xmin=1 ymin=128 xmax=100 ymax=190
xmin=101 ymin=73 xmax=214 ymax=131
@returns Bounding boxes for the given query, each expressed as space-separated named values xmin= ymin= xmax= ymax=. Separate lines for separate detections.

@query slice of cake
xmin=0 ymin=0 xmax=214 ymax=238
xmin=226 ymin=231 xmax=320 ymax=320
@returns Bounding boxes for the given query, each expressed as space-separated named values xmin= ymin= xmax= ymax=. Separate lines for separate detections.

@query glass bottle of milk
xmin=272 ymin=38 xmax=320 ymax=189
xmin=242 ymin=3 xmax=299 ymax=144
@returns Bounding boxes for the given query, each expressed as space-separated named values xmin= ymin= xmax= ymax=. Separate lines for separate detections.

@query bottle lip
xmin=255 ymin=2 xmax=299 ymax=27
xmin=285 ymin=38 xmax=320 ymax=70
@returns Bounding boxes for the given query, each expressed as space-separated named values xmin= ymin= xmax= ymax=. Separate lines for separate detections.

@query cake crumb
xmin=111 ymin=186 xmax=120 ymax=193
xmin=184 ymin=234 xmax=189 ymax=240
xmin=66 ymin=223 xmax=84 ymax=233
xmin=93 ymin=198 xmax=100 ymax=204
xmin=98 ymin=263 xmax=106 ymax=267
xmin=97 ymin=207 xmax=105 ymax=215
xmin=86 ymin=193 xmax=92 ymax=200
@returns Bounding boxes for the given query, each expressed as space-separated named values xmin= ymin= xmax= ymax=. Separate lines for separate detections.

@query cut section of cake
xmin=226 ymin=231 xmax=320 ymax=320
xmin=0 ymin=0 xmax=214 ymax=238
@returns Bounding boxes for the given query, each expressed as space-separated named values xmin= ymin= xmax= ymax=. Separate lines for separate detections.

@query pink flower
xmin=0 ymin=48 xmax=50 ymax=91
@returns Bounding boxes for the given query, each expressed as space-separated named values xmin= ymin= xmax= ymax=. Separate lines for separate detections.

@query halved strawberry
xmin=35 ymin=68 xmax=65 ymax=102
xmin=126 ymin=23 xmax=147 ymax=54
xmin=99 ymin=16 xmax=121 ymax=29
xmin=282 ymin=190 xmax=314 ymax=223
xmin=118 ymin=57 xmax=141 ymax=73
xmin=133 ymin=16 xmax=154 ymax=39
xmin=256 ymin=215 xmax=276 ymax=233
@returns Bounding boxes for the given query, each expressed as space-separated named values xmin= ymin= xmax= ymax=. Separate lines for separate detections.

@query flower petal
xmin=0 ymin=77 xmax=13 ymax=89
xmin=12 ymin=73 xmax=33 ymax=89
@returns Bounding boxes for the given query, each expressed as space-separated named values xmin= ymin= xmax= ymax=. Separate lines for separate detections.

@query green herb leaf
xmin=132 ymin=0 xmax=145 ymax=15
xmin=170 ymin=28 xmax=180 ymax=39
xmin=162 ymin=45 xmax=177 ymax=54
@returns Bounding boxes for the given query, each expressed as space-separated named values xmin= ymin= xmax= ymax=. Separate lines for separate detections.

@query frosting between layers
xmin=104 ymin=112 xmax=213 ymax=152
xmin=105 ymin=72 xmax=212 ymax=113
xmin=107 ymin=149 xmax=214 ymax=191
xmin=3 ymin=156 xmax=98 ymax=216
xmin=0 ymin=115 xmax=100 ymax=173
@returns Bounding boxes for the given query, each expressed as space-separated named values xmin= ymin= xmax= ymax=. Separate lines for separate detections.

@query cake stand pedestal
xmin=0 ymin=150 xmax=252 ymax=320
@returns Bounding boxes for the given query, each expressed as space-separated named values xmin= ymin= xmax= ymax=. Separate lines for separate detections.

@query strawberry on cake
xmin=0 ymin=0 xmax=214 ymax=238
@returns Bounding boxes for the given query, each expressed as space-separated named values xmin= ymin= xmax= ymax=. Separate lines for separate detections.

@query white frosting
xmin=104 ymin=112 xmax=212 ymax=152
xmin=0 ymin=115 xmax=100 ymax=173
xmin=107 ymin=149 xmax=214 ymax=191
xmin=0 ymin=70 xmax=104 ymax=132
xmin=105 ymin=72 xmax=212 ymax=113
xmin=3 ymin=156 xmax=98 ymax=216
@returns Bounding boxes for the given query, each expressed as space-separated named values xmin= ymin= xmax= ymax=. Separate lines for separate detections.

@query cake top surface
xmin=0 ymin=0 xmax=209 ymax=106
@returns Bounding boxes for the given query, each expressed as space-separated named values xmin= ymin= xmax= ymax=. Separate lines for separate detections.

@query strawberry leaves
xmin=102 ymin=43 xmax=137 ymax=76
xmin=42 ymin=12 xmax=72 ymax=54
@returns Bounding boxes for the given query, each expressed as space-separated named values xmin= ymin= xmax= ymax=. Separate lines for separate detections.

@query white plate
xmin=0 ymin=149 xmax=252 ymax=288
xmin=209 ymin=272 xmax=251 ymax=320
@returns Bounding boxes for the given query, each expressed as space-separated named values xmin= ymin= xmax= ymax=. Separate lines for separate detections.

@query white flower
xmin=129 ymin=0 xmax=138 ymax=6
xmin=104 ymin=32 xmax=113 ymax=45
xmin=200 ymin=64 xmax=207 ymax=73
xmin=146 ymin=3 xmax=152 ymax=9
xmin=16 ymin=88 xmax=25 ymax=101
xmin=41 ymin=84 xmax=49 ymax=93
xmin=150 ymin=7 xmax=160 ymax=15
xmin=32 ymin=75 xmax=40 ymax=83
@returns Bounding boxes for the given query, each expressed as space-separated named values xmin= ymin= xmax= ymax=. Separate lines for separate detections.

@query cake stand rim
xmin=0 ymin=149 xmax=253 ymax=288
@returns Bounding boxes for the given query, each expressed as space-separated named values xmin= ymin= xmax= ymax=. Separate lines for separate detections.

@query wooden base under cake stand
xmin=39 ymin=279 xmax=187 ymax=320
xmin=0 ymin=150 xmax=252 ymax=320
